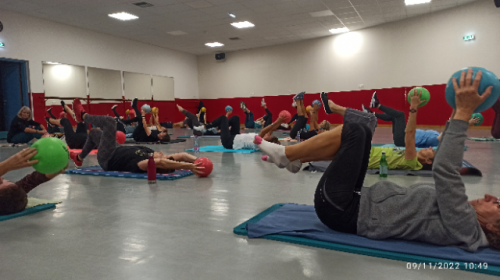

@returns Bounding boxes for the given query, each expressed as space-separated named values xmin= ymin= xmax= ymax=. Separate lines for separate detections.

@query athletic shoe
xmin=293 ymin=91 xmax=305 ymax=101
xmin=320 ymin=92 xmax=333 ymax=114
xmin=362 ymin=104 xmax=373 ymax=114
xmin=292 ymin=101 xmax=297 ymax=107
xmin=72 ymin=98 xmax=86 ymax=123
xmin=370 ymin=92 xmax=379 ymax=108
xmin=111 ymin=105 xmax=117 ymax=110
xmin=241 ymin=103 xmax=247 ymax=111
xmin=194 ymin=125 xmax=207 ymax=133
xmin=261 ymin=98 xmax=266 ymax=107
xmin=240 ymin=102 xmax=245 ymax=109
xmin=45 ymin=117 xmax=54 ymax=128
xmin=281 ymin=123 xmax=289 ymax=128
xmin=47 ymin=108 xmax=52 ymax=114
xmin=69 ymin=152 xmax=83 ymax=168
xmin=60 ymin=101 xmax=66 ymax=112
xmin=208 ymin=127 xmax=218 ymax=134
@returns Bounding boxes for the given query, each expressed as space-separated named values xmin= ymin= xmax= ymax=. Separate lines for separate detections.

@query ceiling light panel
xmin=205 ymin=42 xmax=224 ymax=47
xmin=329 ymin=27 xmax=349 ymax=34
xmin=230 ymin=21 xmax=255 ymax=28
xmin=108 ymin=12 xmax=139 ymax=21
xmin=405 ymin=0 xmax=431 ymax=5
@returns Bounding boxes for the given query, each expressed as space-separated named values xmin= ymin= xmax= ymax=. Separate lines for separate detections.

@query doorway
xmin=0 ymin=58 xmax=30 ymax=131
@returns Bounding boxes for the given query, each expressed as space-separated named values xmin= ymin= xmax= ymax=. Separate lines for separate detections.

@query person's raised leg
xmin=111 ymin=105 xmax=121 ymax=118
xmin=491 ymin=99 xmax=500 ymax=139
xmin=215 ymin=115 xmax=233 ymax=149
xmin=263 ymin=106 xmax=273 ymax=127
xmin=378 ymin=104 xmax=405 ymax=146
xmin=314 ymin=123 xmax=372 ymax=233
xmin=289 ymin=100 xmax=308 ymax=139
xmin=228 ymin=115 xmax=240 ymax=135
xmin=59 ymin=118 xmax=76 ymax=139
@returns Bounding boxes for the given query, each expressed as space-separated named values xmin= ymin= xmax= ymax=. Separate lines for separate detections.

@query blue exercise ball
xmin=225 ymin=106 xmax=233 ymax=112
xmin=142 ymin=104 xmax=152 ymax=113
xmin=445 ymin=67 xmax=500 ymax=113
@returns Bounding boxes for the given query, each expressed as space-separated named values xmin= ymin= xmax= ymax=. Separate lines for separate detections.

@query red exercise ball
xmin=194 ymin=157 xmax=213 ymax=177
xmin=279 ymin=110 xmax=292 ymax=123
xmin=116 ymin=131 xmax=126 ymax=144
xmin=59 ymin=111 xmax=66 ymax=119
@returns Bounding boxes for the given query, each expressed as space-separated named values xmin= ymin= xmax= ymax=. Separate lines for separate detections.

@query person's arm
xmin=137 ymin=158 xmax=204 ymax=175
xmin=432 ymin=69 xmax=493 ymax=250
xmin=149 ymin=116 xmax=153 ymax=127
xmin=258 ymin=117 xmax=285 ymax=138
xmin=154 ymin=114 xmax=162 ymax=131
xmin=0 ymin=148 xmax=39 ymax=178
xmin=204 ymin=114 xmax=207 ymax=124
xmin=142 ymin=117 xmax=152 ymax=136
xmin=404 ymin=90 xmax=425 ymax=160
xmin=168 ymin=152 xmax=197 ymax=163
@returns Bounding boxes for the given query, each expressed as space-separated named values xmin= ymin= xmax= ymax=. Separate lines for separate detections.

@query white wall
xmin=197 ymin=0 xmax=500 ymax=99
xmin=0 ymin=9 xmax=199 ymax=99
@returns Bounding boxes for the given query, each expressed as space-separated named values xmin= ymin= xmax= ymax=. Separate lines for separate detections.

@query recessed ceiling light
xmin=405 ymin=0 xmax=431 ymax=5
xmin=231 ymin=21 xmax=255 ymax=29
xmin=108 ymin=12 xmax=139 ymax=21
xmin=205 ymin=42 xmax=224 ymax=47
xmin=329 ymin=27 xmax=349 ymax=34
xmin=228 ymin=13 xmax=236 ymax=18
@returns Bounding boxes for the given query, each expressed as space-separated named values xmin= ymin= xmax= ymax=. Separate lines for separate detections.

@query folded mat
xmin=185 ymin=145 xmax=259 ymax=153
xmin=0 ymin=198 xmax=61 ymax=222
xmin=66 ymin=165 xmax=193 ymax=180
xmin=305 ymin=160 xmax=481 ymax=177
xmin=234 ymin=203 xmax=500 ymax=276
xmin=468 ymin=137 xmax=500 ymax=142
xmin=177 ymin=135 xmax=220 ymax=138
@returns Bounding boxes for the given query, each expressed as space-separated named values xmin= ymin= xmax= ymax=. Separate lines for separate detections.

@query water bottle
xmin=147 ymin=153 xmax=156 ymax=184
xmin=194 ymin=135 xmax=200 ymax=154
xmin=296 ymin=130 xmax=301 ymax=142
xmin=379 ymin=151 xmax=388 ymax=178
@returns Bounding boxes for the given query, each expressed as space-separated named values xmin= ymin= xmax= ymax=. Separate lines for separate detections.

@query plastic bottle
xmin=379 ymin=151 xmax=388 ymax=178
xmin=148 ymin=153 xmax=156 ymax=184
xmin=194 ymin=135 xmax=200 ymax=154
xmin=296 ymin=130 xmax=301 ymax=142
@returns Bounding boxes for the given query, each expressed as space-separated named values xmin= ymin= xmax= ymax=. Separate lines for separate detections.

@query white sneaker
xmin=261 ymin=98 xmax=266 ymax=107
xmin=194 ymin=125 xmax=206 ymax=133
xmin=111 ymin=105 xmax=117 ymax=110
xmin=281 ymin=123 xmax=289 ymax=128
xmin=292 ymin=101 xmax=297 ymax=107
xmin=209 ymin=127 xmax=218 ymax=134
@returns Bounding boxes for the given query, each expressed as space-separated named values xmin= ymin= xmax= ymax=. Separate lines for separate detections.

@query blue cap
xmin=312 ymin=100 xmax=321 ymax=107
xmin=225 ymin=106 xmax=233 ymax=112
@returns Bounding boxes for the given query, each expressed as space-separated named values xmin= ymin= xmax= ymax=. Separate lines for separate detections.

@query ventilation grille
xmin=133 ymin=2 xmax=154 ymax=8
xmin=229 ymin=37 xmax=240 ymax=40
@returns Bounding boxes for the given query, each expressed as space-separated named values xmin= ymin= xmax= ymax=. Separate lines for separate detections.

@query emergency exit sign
xmin=0 ymin=42 xmax=4 ymax=47
xmin=463 ymin=35 xmax=475 ymax=41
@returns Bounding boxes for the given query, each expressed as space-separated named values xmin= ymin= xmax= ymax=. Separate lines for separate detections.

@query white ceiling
xmin=0 ymin=0 xmax=477 ymax=55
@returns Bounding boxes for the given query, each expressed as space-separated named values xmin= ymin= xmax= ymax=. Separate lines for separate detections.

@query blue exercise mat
xmin=234 ymin=203 xmax=500 ymax=276
xmin=0 ymin=204 xmax=56 ymax=222
xmin=177 ymin=135 xmax=220 ymax=139
xmin=66 ymin=166 xmax=194 ymax=180
xmin=185 ymin=146 xmax=259 ymax=153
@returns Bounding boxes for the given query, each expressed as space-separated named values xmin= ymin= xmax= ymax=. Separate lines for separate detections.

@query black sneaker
xmin=131 ymin=98 xmax=138 ymax=111
xmin=60 ymin=101 xmax=66 ymax=112
xmin=362 ymin=104 xmax=373 ymax=114
xmin=293 ymin=91 xmax=305 ymax=101
xmin=320 ymin=92 xmax=333 ymax=114
xmin=370 ymin=92 xmax=380 ymax=108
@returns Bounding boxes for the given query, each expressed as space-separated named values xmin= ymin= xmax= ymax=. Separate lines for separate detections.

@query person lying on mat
xmin=111 ymin=105 xmax=136 ymax=134
xmin=7 ymin=106 xmax=47 ymax=144
xmin=46 ymin=101 xmax=89 ymax=149
xmin=0 ymin=148 xmax=66 ymax=216
xmin=45 ymin=109 xmax=66 ymax=135
xmin=118 ymin=98 xmax=170 ymax=143
xmin=365 ymin=92 xmax=479 ymax=147
xmin=255 ymin=69 xmax=499 ymax=251
xmin=283 ymin=92 xmax=332 ymax=141
xmin=196 ymin=101 xmax=207 ymax=125
xmin=68 ymin=99 xmax=204 ymax=176
xmin=175 ymin=104 xmax=207 ymax=136
xmin=251 ymin=99 xmax=274 ymax=128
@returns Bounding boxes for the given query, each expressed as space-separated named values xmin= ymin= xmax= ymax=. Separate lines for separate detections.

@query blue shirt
xmin=415 ymin=129 xmax=440 ymax=148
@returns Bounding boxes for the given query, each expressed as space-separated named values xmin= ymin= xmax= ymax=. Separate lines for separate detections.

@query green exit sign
xmin=463 ymin=35 xmax=475 ymax=41
xmin=0 ymin=42 xmax=4 ymax=47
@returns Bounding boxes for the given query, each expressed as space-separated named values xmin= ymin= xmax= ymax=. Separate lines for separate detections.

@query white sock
xmin=258 ymin=140 xmax=290 ymax=168
xmin=264 ymin=156 xmax=302 ymax=173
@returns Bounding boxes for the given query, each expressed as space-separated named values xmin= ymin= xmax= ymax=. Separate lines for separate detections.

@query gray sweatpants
xmin=80 ymin=115 xmax=120 ymax=170
xmin=343 ymin=108 xmax=377 ymax=135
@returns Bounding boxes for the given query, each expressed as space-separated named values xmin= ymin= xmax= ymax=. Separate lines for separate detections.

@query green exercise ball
xmin=30 ymin=137 xmax=69 ymax=174
xmin=407 ymin=87 xmax=431 ymax=107
xmin=470 ymin=113 xmax=484 ymax=126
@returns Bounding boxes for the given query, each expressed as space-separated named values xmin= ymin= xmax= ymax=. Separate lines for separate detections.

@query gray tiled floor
xmin=0 ymin=127 xmax=498 ymax=280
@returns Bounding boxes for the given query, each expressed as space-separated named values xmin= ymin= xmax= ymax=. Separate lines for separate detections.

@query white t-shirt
xmin=232 ymin=133 xmax=259 ymax=150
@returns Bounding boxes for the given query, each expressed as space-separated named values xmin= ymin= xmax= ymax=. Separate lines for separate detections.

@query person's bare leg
xmin=309 ymin=110 xmax=319 ymax=131
xmin=48 ymin=118 xmax=61 ymax=126
xmin=328 ymin=100 xmax=347 ymax=116
xmin=64 ymin=104 xmax=78 ymax=122
xmin=258 ymin=117 xmax=284 ymax=138
xmin=297 ymin=100 xmax=305 ymax=116
xmin=255 ymin=125 xmax=343 ymax=167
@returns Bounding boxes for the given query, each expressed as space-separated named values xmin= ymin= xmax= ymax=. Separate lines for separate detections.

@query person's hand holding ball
xmin=452 ymin=68 xmax=493 ymax=122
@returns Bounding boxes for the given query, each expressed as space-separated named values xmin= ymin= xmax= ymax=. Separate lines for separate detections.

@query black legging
xmin=60 ymin=118 xmax=88 ymax=149
xmin=207 ymin=115 xmax=240 ymax=149
xmin=375 ymin=105 xmax=406 ymax=147
xmin=181 ymin=109 xmax=202 ymax=136
xmin=290 ymin=116 xmax=308 ymax=139
xmin=112 ymin=107 xmax=132 ymax=134
xmin=263 ymin=108 xmax=272 ymax=127
xmin=289 ymin=114 xmax=298 ymax=124
xmin=80 ymin=115 xmax=119 ymax=170
xmin=314 ymin=123 xmax=372 ymax=234
xmin=245 ymin=112 xmax=255 ymax=128
xmin=492 ymin=100 xmax=500 ymax=139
